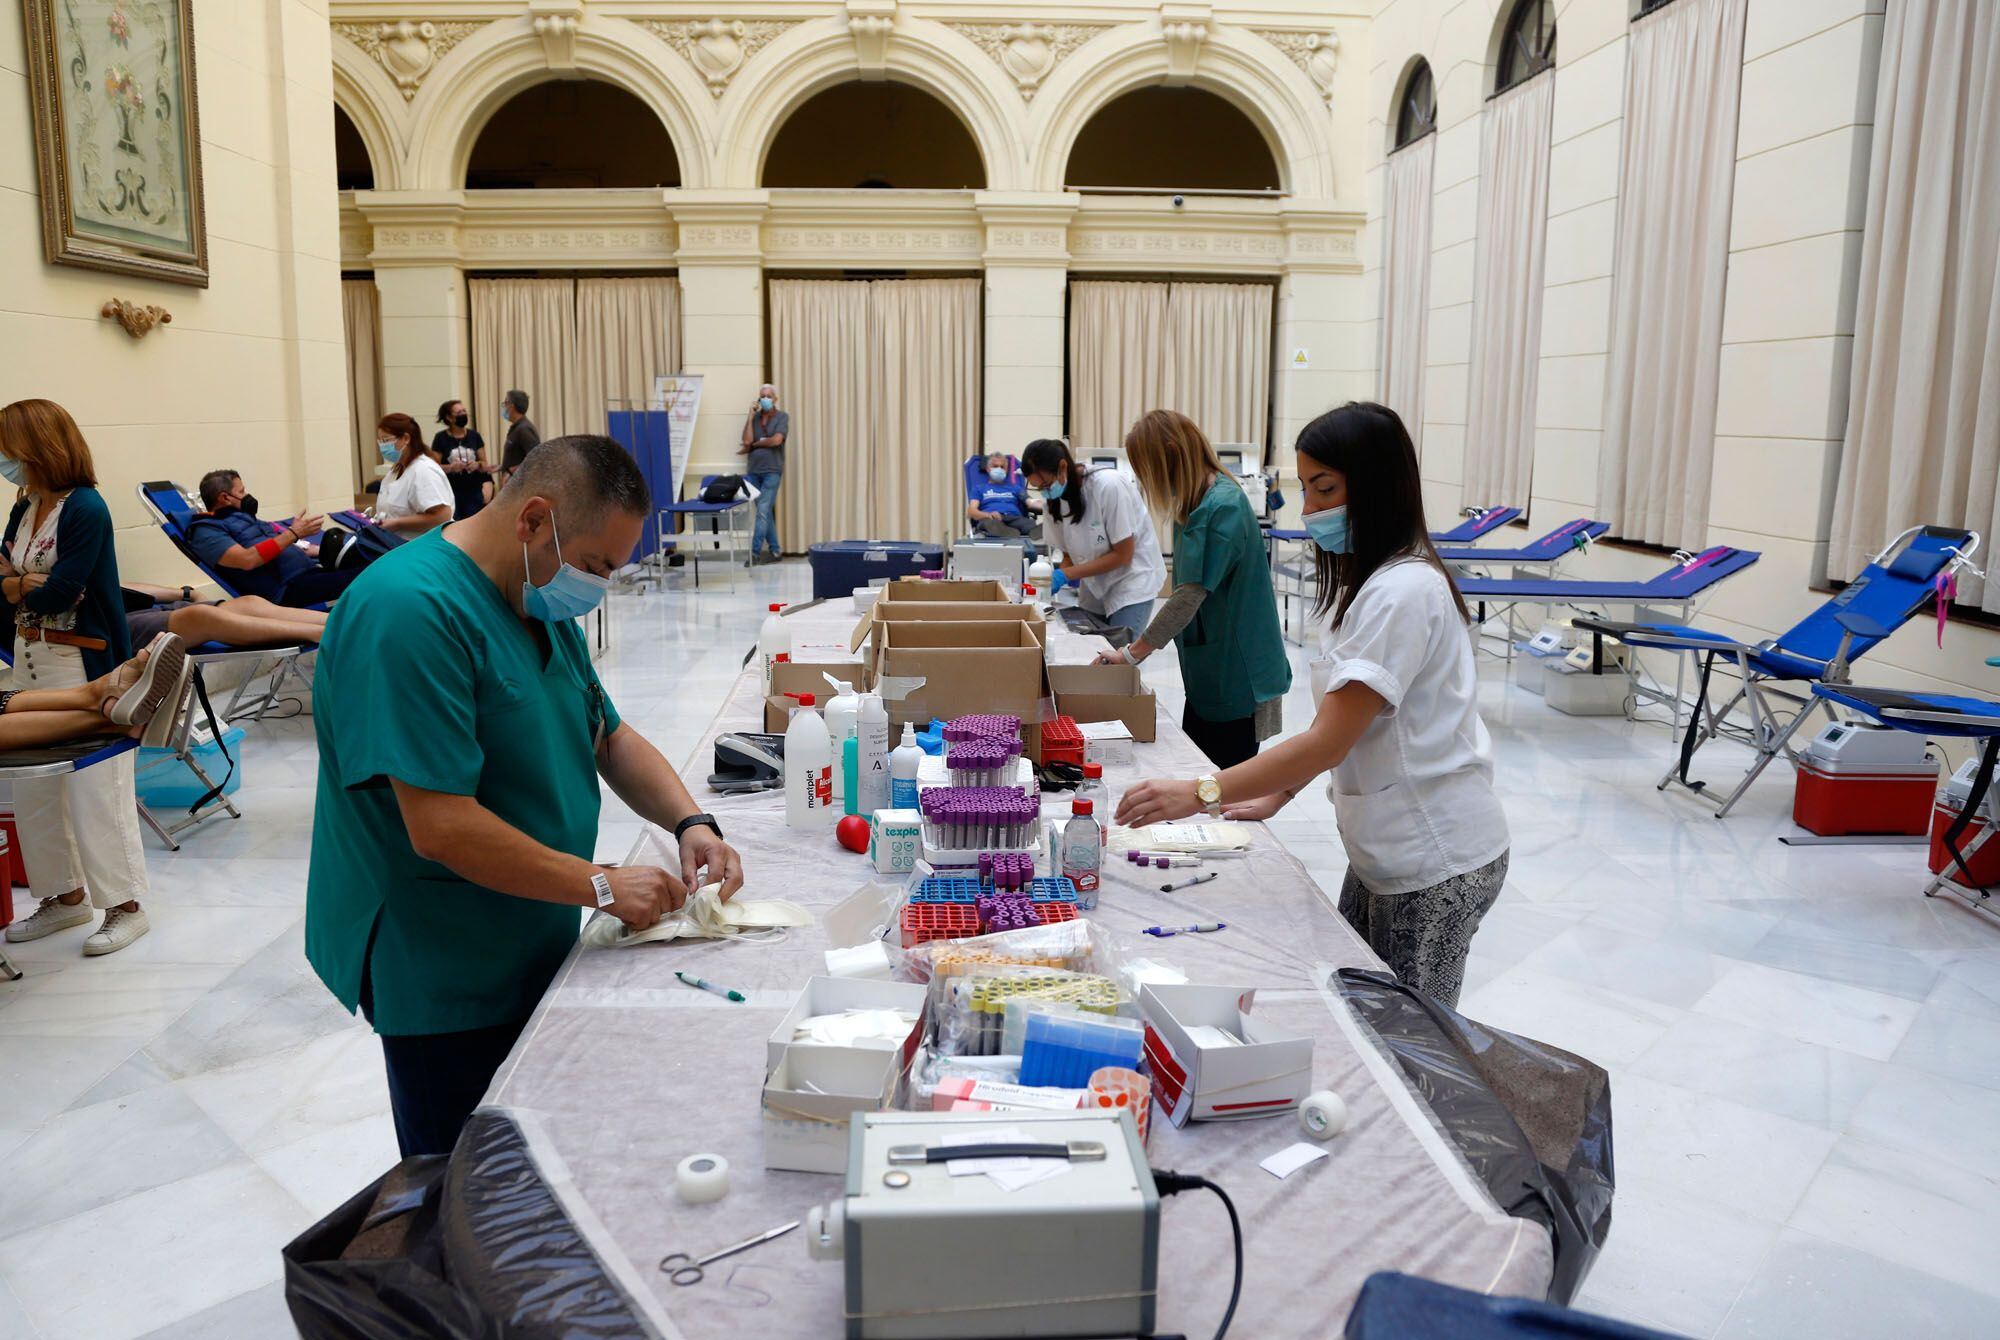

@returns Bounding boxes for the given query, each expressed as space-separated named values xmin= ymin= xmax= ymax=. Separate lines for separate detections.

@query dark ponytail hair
xmin=1020 ymin=438 xmax=1087 ymax=525
xmin=1297 ymin=402 xmax=1468 ymax=627
xmin=436 ymin=399 xmax=467 ymax=429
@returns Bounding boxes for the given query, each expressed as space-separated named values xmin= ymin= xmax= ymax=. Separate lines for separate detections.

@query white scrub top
xmin=376 ymin=454 xmax=454 ymax=522
xmin=1046 ymin=468 xmax=1165 ymax=617
xmin=1312 ymin=557 xmax=1509 ymax=895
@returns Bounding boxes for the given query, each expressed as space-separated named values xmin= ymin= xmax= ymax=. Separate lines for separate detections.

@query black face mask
xmin=453 ymin=414 xmax=469 ymax=429
xmin=238 ymin=494 xmax=260 ymax=518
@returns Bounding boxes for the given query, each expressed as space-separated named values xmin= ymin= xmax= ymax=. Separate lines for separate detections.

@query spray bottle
xmin=889 ymin=722 xmax=923 ymax=810
xmin=823 ymin=676 xmax=861 ymax=807
xmin=855 ymin=689 xmax=890 ymax=816
xmin=784 ymin=692 xmax=834 ymax=829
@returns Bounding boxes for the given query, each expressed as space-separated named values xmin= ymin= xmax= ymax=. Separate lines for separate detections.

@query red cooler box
xmin=1792 ymin=723 xmax=1937 ymax=837
xmin=1928 ymin=755 xmax=2000 ymax=888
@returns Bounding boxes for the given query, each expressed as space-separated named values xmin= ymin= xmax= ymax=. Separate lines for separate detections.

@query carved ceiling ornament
xmin=1159 ymin=2 xmax=1210 ymax=83
xmin=333 ymin=19 xmax=488 ymax=101
xmin=847 ymin=0 xmax=897 ymax=75
xmin=948 ymin=22 xmax=1104 ymax=100
xmin=644 ymin=18 xmax=797 ymax=96
xmin=1257 ymin=29 xmax=1340 ymax=105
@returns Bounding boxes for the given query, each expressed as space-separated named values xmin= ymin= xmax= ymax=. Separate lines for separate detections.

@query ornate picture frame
xmin=22 ymin=0 xmax=209 ymax=287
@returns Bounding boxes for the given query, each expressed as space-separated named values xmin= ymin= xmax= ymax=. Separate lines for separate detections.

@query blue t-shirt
xmin=188 ymin=509 xmax=315 ymax=600
xmin=978 ymin=481 xmax=1026 ymax=517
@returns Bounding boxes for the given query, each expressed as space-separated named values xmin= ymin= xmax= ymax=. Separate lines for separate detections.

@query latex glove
xmin=1049 ymin=567 xmax=1070 ymax=595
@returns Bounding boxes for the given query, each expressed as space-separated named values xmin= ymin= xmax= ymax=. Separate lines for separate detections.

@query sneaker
xmin=755 ymin=552 xmax=782 ymax=566
xmin=4 ymin=897 xmax=93 ymax=943
xmin=107 ymin=634 xmax=188 ymax=726
xmin=83 ymin=906 xmax=149 ymax=956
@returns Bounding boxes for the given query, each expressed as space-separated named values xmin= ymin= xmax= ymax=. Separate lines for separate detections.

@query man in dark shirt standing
xmin=738 ymin=383 xmax=788 ymax=565
xmin=498 ymin=389 xmax=541 ymax=487
xmin=188 ymin=471 xmax=361 ymax=607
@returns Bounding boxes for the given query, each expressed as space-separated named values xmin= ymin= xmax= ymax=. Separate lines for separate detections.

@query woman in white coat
xmin=1115 ymin=402 xmax=1509 ymax=1005
xmin=1019 ymin=439 xmax=1166 ymax=641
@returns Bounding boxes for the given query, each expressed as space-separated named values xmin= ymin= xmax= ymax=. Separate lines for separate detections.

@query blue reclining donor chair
xmin=1432 ymin=505 xmax=1520 ymax=544
xmin=1575 ymin=525 xmax=1980 ymax=817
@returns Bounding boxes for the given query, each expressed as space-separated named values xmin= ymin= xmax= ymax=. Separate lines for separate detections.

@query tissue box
xmin=1138 ymin=983 xmax=1313 ymax=1127
xmin=767 ymin=976 xmax=925 ymax=1073
xmin=870 ymin=808 xmax=923 ymax=874
xmin=762 ymin=1045 xmax=902 ymax=1175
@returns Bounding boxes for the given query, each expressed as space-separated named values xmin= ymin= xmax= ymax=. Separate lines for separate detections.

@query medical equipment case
xmin=1928 ymin=755 xmax=2000 ymax=887
xmin=814 ymin=1110 xmax=1158 ymax=1339
xmin=1791 ymin=722 xmax=1938 ymax=836
xmin=811 ymin=541 xmax=946 ymax=600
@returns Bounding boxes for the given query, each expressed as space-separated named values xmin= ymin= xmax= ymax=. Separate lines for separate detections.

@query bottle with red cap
xmin=1078 ymin=762 xmax=1108 ymax=843
xmin=758 ymin=602 xmax=789 ymax=692
xmin=784 ymin=691 xmax=833 ymax=829
xmin=1060 ymin=798 xmax=1102 ymax=909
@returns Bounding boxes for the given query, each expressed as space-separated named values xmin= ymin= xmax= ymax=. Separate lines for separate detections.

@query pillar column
xmin=357 ymin=196 xmax=474 ymax=456
xmin=664 ymin=191 xmax=770 ymax=482
xmin=975 ymin=193 xmax=1079 ymax=453
xmin=1273 ymin=207 xmax=1368 ymax=519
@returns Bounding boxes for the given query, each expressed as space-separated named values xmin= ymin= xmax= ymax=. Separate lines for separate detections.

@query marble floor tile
xmin=0 ymin=1035 xmax=144 ymax=1130
xmin=1890 ymin=996 xmax=2000 ymax=1092
xmin=1787 ymin=1137 xmax=2000 ymax=1302
xmin=1843 ymin=1063 xmax=2000 ymax=1183
xmin=1569 ymin=1182 xmax=1781 ymax=1338
xmin=135 ymin=1282 xmax=296 ymax=1340
xmin=1692 ymin=961 xmax=1922 ymax=1061
xmin=1715 ymin=1230 xmax=2000 ymax=1338
xmin=1522 ymin=924 xmax=1732 ymax=1010
xmin=1729 ymin=927 xmax=1941 ymax=1002
xmin=1458 ymin=965 xmax=1685 ymax=1068
xmin=1608 ymin=1074 xmax=1837 ymax=1222
xmin=0 ymin=1162 xmax=307 ymax=1340
xmin=1629 ymin=1012 xmax=1884 ymax=1130
xmin=254 ymin=1112 xmax=400 ymax=1222
xmin=177 ymin=1029 xmax=389 ymax=1156
xmin=1918 ymin=946 xmax=2000 ymax=1015
xmin=0 ymin=1276 xmax=39 ymax=1340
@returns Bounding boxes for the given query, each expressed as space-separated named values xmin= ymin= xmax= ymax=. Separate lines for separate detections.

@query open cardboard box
xmin=880 ymin=577 xmax=1011 ymax=603
xmin=765 ymin=975 xmax=925 ymax=1073
xmin=1048 ymin=662 xmax=1159 ymax=744
xmin=762 ymin=1044 xmax=902 ymax=1175
xmin=764 ymin=659 xmax=873 ymax=733
xmin=850 ymin=601 xmax=1047 ymax=654
xmin=1138 ymin=983 xmax=1313 ymax=1127
xmin=869 ymin=622 xmax=1053 ymax=756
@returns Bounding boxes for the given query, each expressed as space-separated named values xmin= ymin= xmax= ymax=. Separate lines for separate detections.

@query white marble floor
xmin=3 ymin=562 xmax=1997 ymax=1339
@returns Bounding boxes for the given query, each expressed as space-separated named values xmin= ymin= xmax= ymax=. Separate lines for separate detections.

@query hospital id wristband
xmin=590 ymin=872 xmax=615 ymax=909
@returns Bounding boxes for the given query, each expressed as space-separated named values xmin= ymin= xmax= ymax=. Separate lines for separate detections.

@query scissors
xmin=658 ymin=1221 xmax=799 ymax=1286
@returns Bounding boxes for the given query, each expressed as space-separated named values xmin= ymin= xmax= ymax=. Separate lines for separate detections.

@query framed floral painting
xmin=23 ymin=0 xmax=209 ymax=286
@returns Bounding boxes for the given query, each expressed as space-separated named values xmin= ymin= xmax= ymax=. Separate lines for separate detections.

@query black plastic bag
xmin=1345 ymin=1272 xmax=1687 ymax=1339
xmin=1337 ymin=969 xmax=1616 ymax=1305
xmin=284 ymin=1109 xmax=655 ymax=1339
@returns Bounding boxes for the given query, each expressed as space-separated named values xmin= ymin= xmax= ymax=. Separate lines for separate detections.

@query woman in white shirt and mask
xmin=373 ymin=411 xmax=454 ymax=537
xmin=1116 ymin=402 xmax=1508 ymax=1005
xmin=1019 ymin=438 xmax=1165 ymax=641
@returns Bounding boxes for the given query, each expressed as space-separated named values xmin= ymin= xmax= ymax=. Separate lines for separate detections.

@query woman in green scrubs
xmin=1097 ymin=409 xmax=1290 ymax=767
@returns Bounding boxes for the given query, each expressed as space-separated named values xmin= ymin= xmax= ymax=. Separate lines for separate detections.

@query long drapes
xmin=1067 ymin=279 xmax=1273 ymax=455
xmin=576 ymin=277 xmax=684 ymax=442
xmin=1596 ymin=0 xmax=1748 ymax=548
xmin=769 ymin=277 xmax=979 ymax=551
xmin=1828 ymin=0 xmax=2000 ymax=610
xmin=340 ymin=279 xmax=382 ymax=491
xmin=1463 ymin=74 xmax=1554 ymax=512
xmin=1379 ymin=136 xmax=1436 ymax=455
xmin=470 ymin=277 xmax=581 ymax=439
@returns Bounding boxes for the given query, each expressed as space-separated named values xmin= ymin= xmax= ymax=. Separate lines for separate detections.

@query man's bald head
xmin=495 ymin=435 xmax=650 ymax=531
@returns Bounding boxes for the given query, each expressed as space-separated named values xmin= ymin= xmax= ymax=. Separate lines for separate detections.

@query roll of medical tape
xmin=676 ymin=1152 xmax=730 ymax=1204
xmin=1299 ymin=1090 xmax=1348 ymax=1140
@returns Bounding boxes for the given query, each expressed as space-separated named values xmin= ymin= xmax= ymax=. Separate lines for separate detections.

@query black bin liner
xmin=1337 ymin=969 xmax=1615 ymax=1305
xmin=1345 ymin=1272 xmax=1688 ymax=1339
xmin=283 ymin=1109 xmax=651 ymax=1339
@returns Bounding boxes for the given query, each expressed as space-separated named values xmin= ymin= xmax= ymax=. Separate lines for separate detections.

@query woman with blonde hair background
xmin=1096 ymin=410 xmax=1291 ymax=768
xmin=0 ymin=399 xmax=156 ymax=955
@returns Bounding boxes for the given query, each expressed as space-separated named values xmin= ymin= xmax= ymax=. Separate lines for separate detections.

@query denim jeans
xmin=747 ymin=471 xmax=782 ymax=557
xmin=1104 ymin=599 xmax=1155 ymax=641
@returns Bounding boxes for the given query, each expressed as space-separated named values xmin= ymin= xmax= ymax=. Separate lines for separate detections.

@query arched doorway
xmin=334 ymin=106 xmax=375 ymax=191
xmin=761 ymin=82 xmax=985 ymax=188
xmin=464 ymin=80 xmax=681 ymax=189
xmin=1065 ymin=87 xmax=1281 ymax=192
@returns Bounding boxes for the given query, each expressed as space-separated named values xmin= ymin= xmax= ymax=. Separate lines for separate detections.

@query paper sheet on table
xmin=1260 ymin=1143 xmax=1331 ymax=1180
xmin=939 ymin=1127 xmax=1071 ymax=1192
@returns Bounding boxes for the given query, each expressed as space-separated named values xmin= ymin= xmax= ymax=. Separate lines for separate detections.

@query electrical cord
xmin=1149 ymin=1169 xmax=1242 ymax=1340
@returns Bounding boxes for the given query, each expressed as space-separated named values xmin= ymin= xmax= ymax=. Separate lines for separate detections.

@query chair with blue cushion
xmin=1432 ymin=505 xmax=1521 ymax=544
xmin=658 ymin=475 xmax=753 ymax=589
xmin=1574 ymin=525 xmax=1980 ymax=817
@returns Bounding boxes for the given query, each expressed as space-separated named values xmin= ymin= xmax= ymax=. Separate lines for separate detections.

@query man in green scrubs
xmin=306 ymin=435 xmax=744 ymax=1157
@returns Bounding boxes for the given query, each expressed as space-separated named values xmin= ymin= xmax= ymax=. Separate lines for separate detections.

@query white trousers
xmin=12 ymin=641 xmax=148 ymax=908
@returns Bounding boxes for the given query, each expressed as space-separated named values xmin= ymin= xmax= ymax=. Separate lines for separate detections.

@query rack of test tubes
xmin=1039 ymin=714 xmax=1086 ymax=766
xmin=940 ymin=970 xmax=1122 ymax=1056
xmin=918 ymin=787 xmax=1042 ymax=863
xmin=946 ymin=737 xmax=1023 ymax=787
xmin=943 ymin=714 xmax=1022 ymax=744
xmin=1019 ymin=1012 xmax=1146 ymax=1087
xmin=901 ymin=876 xmax=1080 ymax=946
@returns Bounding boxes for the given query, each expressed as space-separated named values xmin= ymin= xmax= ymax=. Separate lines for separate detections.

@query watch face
xmin=1197 ymin=777 xmax=1222 ymax=803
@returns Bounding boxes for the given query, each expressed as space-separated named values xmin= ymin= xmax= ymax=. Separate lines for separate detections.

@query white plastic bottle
xmin=889 ymin=722 xmax=923 ymax=810
xmin=1027 ymin=555 xmax=1054 ymax=589
xmin=1060 ymin=799 xmax=1103 ymax=910
xmin=856 ymin=691 xmax=891 ymax=816
xmin=1077 ymin=763 xmax=1108 ymax=842
xmin=823 ymin=677 xmax=861 ymax=805
xmin=758 ymin=603 xmax=790 ymax=691
xmin=785 ymin=692 xmax=834 ymax=829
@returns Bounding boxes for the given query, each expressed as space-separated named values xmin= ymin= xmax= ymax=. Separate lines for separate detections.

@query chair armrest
xmin=1834 ymin=609 xmax=1892 ymax=640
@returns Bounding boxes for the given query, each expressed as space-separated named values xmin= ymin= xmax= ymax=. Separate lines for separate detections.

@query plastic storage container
xmin=1929 ymin=755 xmax=2000 ymax=888
xmin=135 ymin=728 xmax=245 ymax=810
xmin=1019 ymin=1012 xmax=1145 ymax=1088
xmin=808 ymin=541 xmax=945 ymax=600
xmin=1792 ymin=723 xmax=1937 ymax=837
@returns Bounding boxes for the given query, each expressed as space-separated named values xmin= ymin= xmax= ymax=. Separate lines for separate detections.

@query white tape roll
xmin=676 ymin=1153 xmax=730 ymax=1204
xmin=1299 ymin=1090 xmax=1348 ymax=1141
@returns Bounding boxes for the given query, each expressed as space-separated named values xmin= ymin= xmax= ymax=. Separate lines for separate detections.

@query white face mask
xmin=582 ymin=884 xmax=810 ymax=948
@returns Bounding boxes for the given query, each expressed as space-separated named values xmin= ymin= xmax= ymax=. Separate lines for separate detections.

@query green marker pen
xmin=676 ymin=970 xmax=746 ymax=1002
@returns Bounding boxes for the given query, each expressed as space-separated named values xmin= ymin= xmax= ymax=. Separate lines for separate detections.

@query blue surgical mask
xmin=1043 ymin=478 xmax=1066 ymax=501
xmin=1304 ymin=504 xmax=1351 ymax=554
xmin=759 ymin=397 xmax=775 ymax=411
xmin=521 ymin=512 xmax=611 ymax=622
xmin=0 ymin=457 xmax=24 ymax=487
xmin=988 ymin=467 xmax=1008 ymax=483
xmin=378 ymin=439 xmax=399 ymax=462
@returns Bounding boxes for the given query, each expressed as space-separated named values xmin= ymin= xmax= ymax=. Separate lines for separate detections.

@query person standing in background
xmin=738 ymin=383 xmax=788 ymax=566
xmin=497 ymin=390 xmax=540 ymax=488
xmin=433 ymin=399 xmax=490 ymax=519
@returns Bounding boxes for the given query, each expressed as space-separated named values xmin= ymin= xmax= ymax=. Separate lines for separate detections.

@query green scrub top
xmin=1171 ymin=477 xmax=1293 ymax=722
xmin=305 ymin=528 xmax=621 ymax=1036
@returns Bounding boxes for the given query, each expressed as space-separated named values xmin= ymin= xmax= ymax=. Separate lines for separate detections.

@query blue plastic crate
xmin=134 ymin=728 xmax=244 ymax=810
xmin=1029 ymin=877 xmax=1080 ymax=904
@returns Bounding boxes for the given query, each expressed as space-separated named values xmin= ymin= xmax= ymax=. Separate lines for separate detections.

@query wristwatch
xmin=590 ymin=871 xmax=615 ymax=909
xmin=674 ymin=813 xmax=723 ymax=842
xmin=1194 ymin=774 xmax=1223 ymax=816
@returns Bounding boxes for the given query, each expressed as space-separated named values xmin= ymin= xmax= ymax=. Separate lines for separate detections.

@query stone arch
xmin=1029 ymin=25 xmax=1334 ymax=198
xmin=719 ymin=19 xmax=1021 ymax=190
xmin=1389 ymin=54 xmax=1437 ymax=154
xmin=409 ymin=19 xmax=713 ymax=191
xmin=330 ymin=51 xmax=405 ymax=191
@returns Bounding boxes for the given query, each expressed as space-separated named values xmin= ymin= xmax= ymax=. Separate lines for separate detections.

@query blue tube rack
xmin=910 ymin=876 xmax=1081 ymax=905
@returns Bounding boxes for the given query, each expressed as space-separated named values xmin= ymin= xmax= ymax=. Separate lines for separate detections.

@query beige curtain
xmin=340 ymin=279 xmax=382 ymax=490
xmin=1068 ymin=279 xmax=1273 ymax=455
xmin=770 ymin=277 xmax=979 ymax=551
xmin=470 ymin=277 xmax=582 ymax=439
xmin=1596 ymin=0 xmax=1749 ymax=547
xmin=1829 ymin=0 xmax=2000 ymax=610
xmin=1379 ymin=135 xmax=1436 ymax=454
xmin=575 ymin=277 xmax=683 ymax=441
xmin=1463 ymin=74 xmax=1555 ymax=511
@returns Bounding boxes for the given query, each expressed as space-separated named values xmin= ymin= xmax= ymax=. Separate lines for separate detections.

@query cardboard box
xmin=850 ymin=602 xmax=1048 ymax=654
xmin=881 ymin=577 xmax=1011 ymax=604
xmin=762 ymin=1045 xmax=903 ymax=1175
xmin=1048 ymin=663 xmax=1159 ymax=744
xmin=764 ymin=660 xmax=872 ymax=733
xmin=869 ymin=623 xmax=1053 ymax=747
xmin=1138 ymin=984 xmax=1313 ymax=1127
xmin=766 ymin=976 xmax=926 ymax=1073
xmin=869 ymin=808 xmax=923 ymax=874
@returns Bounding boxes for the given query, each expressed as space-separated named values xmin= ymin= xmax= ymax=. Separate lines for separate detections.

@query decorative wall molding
xmin=529 ymin=3 xmax=582 ymax=70
xmin=1158 ymin=2 xmax=1211 ymax=84
xmin=846 ymin=0 xmax=898 ymax=76
xmin=1255 ymin=29 xmax=1339 ymax=106
xmin=1071 ymin=227 xmax=1284 ymax=262
xmin=946 ymin=22 xmax=1106 ymax=100
xmin=332 ymin=19 xmax=487 ymax=101
xmin=644 ymin=18 xmax=796 ymax=97
xmin=102 ymin=299 xmax=171 ymax=339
